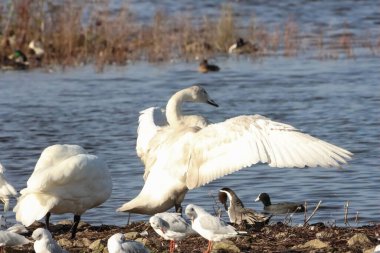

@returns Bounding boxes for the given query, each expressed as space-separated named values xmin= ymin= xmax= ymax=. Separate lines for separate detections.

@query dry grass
xmin=0 ymin=1 xmax=379 ymax=70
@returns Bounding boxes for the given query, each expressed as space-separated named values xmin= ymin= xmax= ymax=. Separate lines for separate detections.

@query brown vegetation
xmin=0 ymin=0 xmax=379 ymax=71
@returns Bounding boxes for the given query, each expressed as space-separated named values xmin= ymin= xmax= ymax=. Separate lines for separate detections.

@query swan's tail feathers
xmin=13 ymin=193 xmax=58 ymax=227
xmin=116 ymin=198 xmax=143 ymax=214
xmin=116 ymin=196 xmax=163 ymax=215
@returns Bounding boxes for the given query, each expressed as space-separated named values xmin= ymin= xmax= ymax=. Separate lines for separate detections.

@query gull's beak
xmin=207 ymin=99 xmax=219 ymax=107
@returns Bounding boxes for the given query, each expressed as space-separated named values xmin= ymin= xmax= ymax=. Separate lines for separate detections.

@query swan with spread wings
xmin=117 ymin=85 xmax=352 ymax=215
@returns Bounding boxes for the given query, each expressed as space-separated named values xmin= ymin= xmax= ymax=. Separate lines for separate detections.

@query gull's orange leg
xmin=204 ymin=240 xmax=213 ymax=253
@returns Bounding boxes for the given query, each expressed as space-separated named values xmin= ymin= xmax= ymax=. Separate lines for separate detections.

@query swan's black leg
xmin=70 ymin=214 xmax=81 ymax=239
xmin=45 ymin=212 xmax=51 ymax=230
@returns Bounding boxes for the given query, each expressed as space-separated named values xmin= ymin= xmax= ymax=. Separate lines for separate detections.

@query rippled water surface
xmin=1 ymin=55 xmax=379 ymax=226
xmin=1 ymin=0 xmax=380 ymax=227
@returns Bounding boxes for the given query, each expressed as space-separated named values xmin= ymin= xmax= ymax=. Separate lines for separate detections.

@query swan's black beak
xmin=207 ymin=99 xmax=219 ymax=107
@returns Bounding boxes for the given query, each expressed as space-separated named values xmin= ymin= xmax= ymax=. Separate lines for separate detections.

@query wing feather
xmin=136 ymin=107 xmax=167 ymax=165
xmin=187 ymin=115 xmax=352 ymax=189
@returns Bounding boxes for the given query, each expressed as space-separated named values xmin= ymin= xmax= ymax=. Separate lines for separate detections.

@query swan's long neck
xmin=166 ymin=89 xmax=191 ymax=126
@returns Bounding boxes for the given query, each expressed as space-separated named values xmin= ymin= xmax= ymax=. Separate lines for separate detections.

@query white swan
xmin=0 ymin=163 xmax=17 ymax=212
xmin=13 ymin=144 xmax=112 ymax=239
xmin=32 ymin=228 xmax=68 ymax=253
xmin=117 ymin=86 xmax=352 ymax=215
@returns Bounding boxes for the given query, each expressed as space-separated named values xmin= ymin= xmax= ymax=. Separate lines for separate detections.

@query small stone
xmin=124 ymin=231 xmax=139 ymax=240
xmin=363 ymin=247 xmax=376 ymax=253
xmin=135 ymin=238 xmax=148 ymax=245
xmin=347 ymin=233 xmax=371 ymax=246
xmin=211 ymin=240 xmax=240 ymax=253
xmin=275 ymin=232 xmax=288 ymax=239
xmin=262 ymin=227 xmax=272 ymax=234
xmin=74 ymin=239 xmax=86 ymax=247
xmin=57 ymin=220 xmax=72 ymax=225
xmin=293 ymin=239 xmax=329 ymax=249
xmin=81 ymin=238 xmax=92 ymax=247
xmin=89 ymin=239 xmax=106 ymax=252
xmin=304 ymin=239 xmax=329 ymax=249
xmin=58 ymin=238 xmax=73 ymax=248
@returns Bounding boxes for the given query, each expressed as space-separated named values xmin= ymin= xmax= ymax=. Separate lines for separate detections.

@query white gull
xmin=107 ymin=233 xmax=150 ymax=253
xmin=185 ymin=204 xmax=243 ymax=253
xmin=149 ymin=212 xmax=193 ymax=252
xmin=32 ymin=228 xmax=67 ymax=253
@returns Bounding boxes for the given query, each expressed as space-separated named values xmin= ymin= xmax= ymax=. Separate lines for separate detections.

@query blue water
xmin=0 ymin=0 xmax=379 ymax=227
xmin=0 ymin=55 xmax=378 ymax=227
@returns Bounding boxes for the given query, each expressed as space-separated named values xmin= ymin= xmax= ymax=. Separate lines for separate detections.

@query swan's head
xmin=188 ymin=85 xmax=218 ymax=107
xmin=32 ymin=228 xmax=52 ymax=241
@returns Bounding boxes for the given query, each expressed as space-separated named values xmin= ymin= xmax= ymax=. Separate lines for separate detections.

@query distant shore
xmin=1 ymin=2 xmax=379 ymax=72
xmin=8 ymin=220 xmax=380 ymax=252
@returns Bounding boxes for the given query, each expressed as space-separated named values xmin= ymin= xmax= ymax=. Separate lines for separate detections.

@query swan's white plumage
xmin=14 ymin=144 xmax=112 ymax=227
xmin=135 ymin=86 xmax=217 ymax=181
xmin=186 ymin=115 xmax=352 ymax=189
xmin=118 ymin=86 xmax=352 ymax=215
xmin=0 ymin=163 xmax=17 ymax=212
xmin=136 ymin=107 xmax=167 ymax=167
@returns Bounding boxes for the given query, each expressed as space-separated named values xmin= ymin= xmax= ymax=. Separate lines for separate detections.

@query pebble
xmin=347 ymin=233 xmax=371 ymax=246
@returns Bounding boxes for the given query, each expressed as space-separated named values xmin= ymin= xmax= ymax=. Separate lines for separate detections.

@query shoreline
xmin=8 ymin=220 xmax=380 ymax=252
xmin=1 ymin=2 xmax=379 ymax=72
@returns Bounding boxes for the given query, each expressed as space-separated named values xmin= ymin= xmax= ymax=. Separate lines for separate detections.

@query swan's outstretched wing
xmin=186 ymin=115 xmax=352 ymax=189
xmin=136 ymin=107 xmax=167 ymax=165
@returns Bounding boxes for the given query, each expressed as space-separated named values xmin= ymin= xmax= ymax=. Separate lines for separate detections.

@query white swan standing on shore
xmin=13 ymin=144 xmax=112 ymax=239
xmin=117 ymin=85 xmax=352 ymax=215
xmin=0 ymin=163 xmax=17 ymax=212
